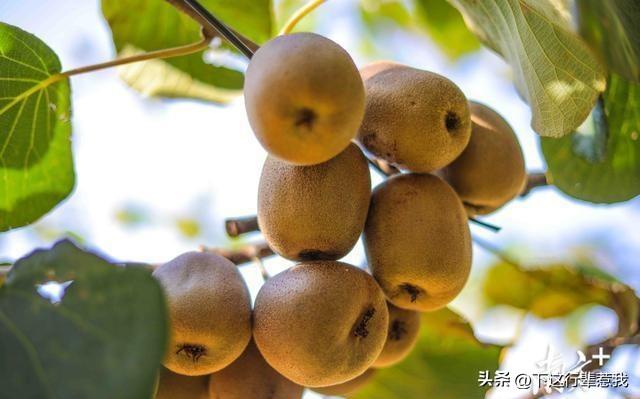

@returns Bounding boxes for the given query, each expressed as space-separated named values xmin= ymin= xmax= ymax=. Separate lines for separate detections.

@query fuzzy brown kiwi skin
xmin=312 ymin=369 xmax=377 ymax=396
xmin=209 ymin=340 xmax=303 ymax=399
xmin=258 ymin=143 xmax=371 ymax=262
xmin=253 ymin=261 xmax=389 ymax=388
xmin=372 ymin=303 xmax=421 ymax=368
xmin=153 ymin=252 xmax=252 ymax=376
xmin=244 ymin=32 xmax=365 ymax=166
xmin=364 ymin=173 xmax=472 ymax=312
xmin=357 ymin=65 xmax=471 ymax=173
xmin=155 ymin=367 xmax=210 ymax=399
xmin=441 ymin=101 xmax=526 ymax=216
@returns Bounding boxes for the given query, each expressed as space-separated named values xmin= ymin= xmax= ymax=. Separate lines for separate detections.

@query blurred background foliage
xmin=1 ymin=0 xmax=639 ymax=398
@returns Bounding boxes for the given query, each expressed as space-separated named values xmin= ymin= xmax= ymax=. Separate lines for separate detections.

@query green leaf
xmin=0 ymin=22 xmax=74 ymax=232
xmin=578 ymin=0 xmax=640 ymax=83
xmin=0 ymin=240 xmax=168 ymax=399
xmin=449 ymin=0 xmax=606 ymax=137
xmin=541 ymin=74 xmax=640 ymax=203
xmin=414 ymin=0 xmax=481 ymax=59
xmin=483 ymin=261 xmax=630 ymax=319
xmin=101 ymin=0 xmax=273 ymax=102
xmin=351 ymin=308 xmax=502 ymax=399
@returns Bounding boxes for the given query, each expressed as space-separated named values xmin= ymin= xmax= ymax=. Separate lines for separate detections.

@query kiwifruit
xmin=244 ymin=32 xmax=365 ymax=165
xmin=372 ymin=303 xmax=421 ymax=368
xmin=155 ymin=367 xmax=209 ymax=399
xmin=209 ymin=340 xmax=303 ymax=399
xmin=312 ymin=369 xmax=377 ymax=396
xmin=153 ymin=252 xmax=252 ymax=376
xmin=258 ymin=143 xmax=371 ymax=261
xmin=364 ymin=173 xmax=472 ymax=311
xmin=357 ymin=65 xmax=471 ymax=172
xmin=360 ymin=60 xmax=401 ymax=81
xmin=253 ymin=261 xmax=389 ymax=387
xmin=440 ymin=101 xmax=526 ymax=215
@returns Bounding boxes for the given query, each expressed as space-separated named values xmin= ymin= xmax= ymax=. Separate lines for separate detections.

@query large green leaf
xmin=483 ymin=260 xmax=638 ymax=324
xmin=101 ymin=0 xmax=273 ymax=102
xmin=0 ymin=22 xmax=74 ymax=231
xmin=541 ymin=74 xmax=640 ymax=203
xmin=449 ymin=0 xmax=606 ymax=137
xmin=578 ymin=0 xmax=640 ymax=83
xmin=414 ymin=0 xmax=480 ymax=59
xmin=0 ymin=240 xmax=168 ymax=399
xmin=351 ymin=308 xmax=502 ymax=399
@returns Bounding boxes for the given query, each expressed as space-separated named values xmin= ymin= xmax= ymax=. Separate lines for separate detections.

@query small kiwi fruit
xmin=244 ymin=32 xmax=365 ymax=165
xmin=441 ymin=101 xmax=526 ymax=215
xmin=360 ymin=60 xmax=401 ymax=81
xmin=253 ymin=261 xmax=389 ymax=387
xmin=153 ymin=252 xmax=252 ymax=376
xmin=155 ymin=367 xmax=209 ymax=399
xmin=372 ymin=303 xmax=421 ymax=368
xmin=357 ymin=65 xmax=471 ymax=172
xmin=209 ymin=340 xmax=303 ymax=399
xmin=364 ymin=173 xmax=472 ymax=311
xmin=312 ymin=369 xmax=377 ymax=396
xmin=258 ymin=143 xmax=371 ymax=261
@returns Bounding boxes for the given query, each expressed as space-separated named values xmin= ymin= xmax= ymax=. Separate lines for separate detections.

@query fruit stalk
xmin=225 ymin=216 xmax=260 ymax=237
xmin=520 ymin=172 xmax=549 ymax=197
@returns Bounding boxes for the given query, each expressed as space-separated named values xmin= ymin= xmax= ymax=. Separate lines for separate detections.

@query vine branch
xmin=520 ymin=172 xmax=549 ymax=197
xmin=199 ymin=242 xmax=274 ymax=265
xmin=166 ymin=0 xmax=257 ymax=58
xmin=226 ymin=216 xmax=260 ymax=237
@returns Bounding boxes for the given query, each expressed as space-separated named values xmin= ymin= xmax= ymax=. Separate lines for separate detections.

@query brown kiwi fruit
xmin=364 ymin=173 xmax=472 ymax=311
xmin=312 ymin=369 xmax=377 ymax=396
xmin=253 ymin=261 xmax=389 ymax=387
xmin=209 ymin=340 xmax=303 ymax=399
xmin=357 ymin=65 xmax=471 ymax=172
xmin=373 ymin=303 xmax=421 ymax=368
xmin=153 ymin=252 xmax=252 ymax=376
xmin=244 ymin=32 xmax=365 ymax=165
xmin=155 ymin=367 xmax=209 ymax=399
xmin=360 ymin=60 xmax=401 ymax=81
xmin=441 ymin=101 xmax=526 ymax=215
xmin=258 ymin=143 xmax=371 ymax=261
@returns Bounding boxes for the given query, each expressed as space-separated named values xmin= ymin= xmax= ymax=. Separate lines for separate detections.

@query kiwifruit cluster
xmin=152 ymin=32 xmax=526 ymax=398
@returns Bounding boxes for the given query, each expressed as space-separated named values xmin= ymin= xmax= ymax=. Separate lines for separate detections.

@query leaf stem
xmin=279 ymin=0 xmax=327 ymax=35
xmin=61 ymin=38 xmax=210 ymax=78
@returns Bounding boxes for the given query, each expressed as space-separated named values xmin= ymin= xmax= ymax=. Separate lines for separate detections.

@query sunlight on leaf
xmin=0 ymin=23 xmax=74 ymax=231
xmin=101 ymin=0 xmax=272 ymax=102
xmin=541 ymin=74 xmax=640 ymax=203
xmin=449 ymin=0 xmax=606 ymax=137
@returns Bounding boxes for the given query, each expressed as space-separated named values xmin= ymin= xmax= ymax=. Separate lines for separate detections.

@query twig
xmin=225 ymin=216 xmax=260 ymax=237
xmin=252 ymin=256 xmax=271 ymax=281
xmin=469 ymin=217 xmax=502 ymax=232
xmin=199 ymin=242 xmax=274 ymax=265
xmin=279 ymin=0 xmax=327 ymax=35
xmin=520 ymin=172 xmax=549 ymax=197
xmin=367 ymin=157 xmax=400 ymax=176
xmin=169 ymin=0 xmax=256 ymax=58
